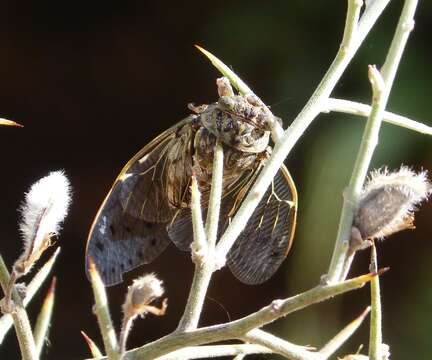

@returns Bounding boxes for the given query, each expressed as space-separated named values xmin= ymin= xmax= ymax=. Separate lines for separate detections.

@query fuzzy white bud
xmin=120 ymin=273 xmax=167 ymax=354
xmin=16 ymin=170 xmax=72 ymax=274
xmin=122 ymin=273 xmax=165 ymax=318
xmin=354 ymin=166 xmax=431 ymax=241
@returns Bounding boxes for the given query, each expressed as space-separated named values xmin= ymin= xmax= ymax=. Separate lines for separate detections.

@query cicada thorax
xmin=192 ymin=125 xmax=264 ymax=193
xmin=163 ymin=90 xmax=274 ymax=212
xmin=164 ymin=118 xmax=265 ymax=212
xmin=199 ymin=99 xmax=271 ymax=154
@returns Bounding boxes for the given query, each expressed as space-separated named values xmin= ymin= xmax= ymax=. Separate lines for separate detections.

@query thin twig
xmin=232 ymin=355 xmax=246 ymax=360
xmin=119 ymin=316 xmax=134 ymax=356
xmin=0 ymin=118 xmax=23 ymax=127
xmin=369 ymin=244 xmax=382 ymax=360
xmin=0 ymin=247 xmax=60 ymax=344
xmin=379 ymin=0 xmax=418 ymax=85
xmin=213 ymin=0 xmax=391 ymax=270
xmin=3 ymin=269 xmax=18 ymax=314
xmin=327 ymin=65 xmax=386 ymax=284
xmin=10 ymin=308 xmax=38 ymax=360
xmin=88 ymin=258 xmax=120 ymax=360
xmin=205 ymin=141 xmax=224 ymax=249
xmin=195 ymin=45 xmax=251 ymax=97
xmin=93 ymin=272 xmax=378 ymax=360
xmin=0 ymin=254 xmax=37 ymax=360
xmin=324 ymin=98 xmax=432 ymax=135
xmin=319 ymin=307 xmax=370 ymax=359
xmin=190 ymin=176 xmax=208 ymax=258
xmin=242 ymin=329 xmax=320 ymax=360
xmin=34 ymin=277 xmax=56 ymax=357
xmin=81 ymin=330 xmax=104 ymax=359
xmin=176 ymin=177 xmax=213 ymax=332
xmin=156 ymin=343 xmax=272 ymax=360
xmin=326 ymin=0 xmax=419 ymax=283
xmin=177 ymin=142 xmax=224 ymax=332
xmin=195 ymin=46 xmax=284 ymax=142
xmin=340 ymin=0 xmax=363 ymax=50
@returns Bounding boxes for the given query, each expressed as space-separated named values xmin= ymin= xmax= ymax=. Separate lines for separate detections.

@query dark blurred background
xmin=0 ymin=1 xmax=431 ymax=359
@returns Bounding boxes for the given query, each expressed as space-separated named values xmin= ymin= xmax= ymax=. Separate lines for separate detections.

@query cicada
xmin=86 ymin=78 xmax=297 ymax=286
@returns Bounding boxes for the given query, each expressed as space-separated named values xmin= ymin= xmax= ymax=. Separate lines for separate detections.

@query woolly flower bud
xmin=122 ymin=273 xmax=164 ymax=318
xmin=16 ymin=170 xmax=71 ymax=274
xmin=354 ymin=166 xmax=431 ymax=241
xmin=120 ymin=273 xmax=167 ymax=354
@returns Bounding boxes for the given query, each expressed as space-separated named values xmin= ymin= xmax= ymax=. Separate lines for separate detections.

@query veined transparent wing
xmin=86 ymin=117 xmax=194 ymax=286
xmin=226 ymin=165 xmax=297 ymax=284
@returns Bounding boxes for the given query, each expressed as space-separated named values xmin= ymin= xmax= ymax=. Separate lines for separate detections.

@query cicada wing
xmin=227 ymin=165 xmax=297 ymax=285
xmin=166 ymin=169 xmax=254 ymax=252
xmin=167 ymin=208 xmax=194 ymax=251
xmin=86 ymin=183 xmax=171 ymax=286
xmin=118 ymin=134 xmax=176 ymax=223
xmin=86 ymin=117 xmax=194 ymax=286
xmin=167 ymin=199 xmax=235 ymax=251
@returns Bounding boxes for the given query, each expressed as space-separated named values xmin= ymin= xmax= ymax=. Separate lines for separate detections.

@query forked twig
xmin=326 ymin=0 xmax=419 ymax=284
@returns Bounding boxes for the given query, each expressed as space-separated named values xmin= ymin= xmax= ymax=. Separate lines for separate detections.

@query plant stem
xmin=341 ymin=0 xmax=363 ymax=49
xmin=326 ymin=0 xmax=419 ymax=284
xmin=81 ymin=330 xmax=104 ymax=358
xmin=195 ymin=46 xmax=284 ymax=142
xmin=119 ymin=315 xmax=134 ymax=355
xmin=0 ymin=247 xmax=60 ymax=344
xmin=156 ymin=344 xmax=272 ymax=360
xmin=189 ymin=176 xmax=208 ymax=257
xmin=369 ymin=244 xmax=382 ymax=360
xmin=205 ymin=141 xmax=224 ymax=249
xmin=242 ymin=329 xmax=320 ymax=360
xmin=177 ymin=143 xmax=224 ymax=332
xmin=0 ymin=255 xmax=37 ymax=360
xmin=88 ymin=258 xmax=120 ymax=360
xmin=34 ymin=277 xmax=56 ymax=357
xmin=326 ymin=65 xmax=386 ymax=283
xmin=98 ymin=272 xmax=377 ymax=360
xmin=10 ymin=308 xmax=38 ymax=360
xmin=176 ymin=177 xmax=211 ymax=332
xmin=0 ymin=118 xmax=23 ymax=127
xmin=215 ymin=0 xmax=391 ymax=267
xmin=324 ymin=98 xmax=432 ymax=135
xmin=232 ymin=355 xmax=246 ymax=360
xmin=319 ymin=306 xmax=370 ymax=359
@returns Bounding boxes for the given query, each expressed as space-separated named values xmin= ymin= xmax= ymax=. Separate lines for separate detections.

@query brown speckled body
xmin=164 ymin=85 xmax=271 ymax=211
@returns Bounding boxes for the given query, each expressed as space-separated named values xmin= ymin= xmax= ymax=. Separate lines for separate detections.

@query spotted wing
xmin=86 ymin=184 xmax=171 ymax=286
xmin=227 ymin=165 xmax=297 ymax=285
xmin=86 ymin=117 xmax=193 ymax=286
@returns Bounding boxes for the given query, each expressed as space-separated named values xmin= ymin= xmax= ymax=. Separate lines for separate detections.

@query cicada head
xmin=199 ymin=78 xmax=271 ymax=153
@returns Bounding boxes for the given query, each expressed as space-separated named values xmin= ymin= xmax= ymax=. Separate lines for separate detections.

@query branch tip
xmin=376 ymin=267 xmax=390 ymax=276
xmin=0 ymin=118 xmax=24 ymax=127
xmin=81 ymin=330 xmax=103 ymax=358
xmin=47 ymin=276 xmax=57 ymax=297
